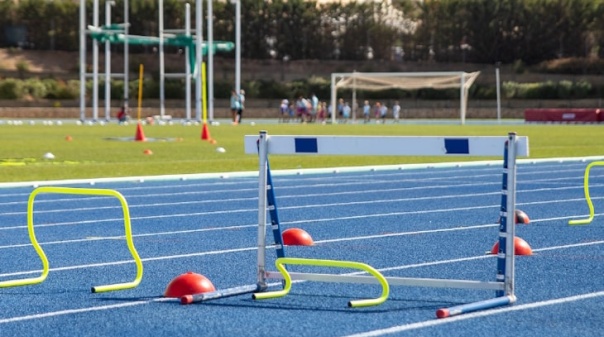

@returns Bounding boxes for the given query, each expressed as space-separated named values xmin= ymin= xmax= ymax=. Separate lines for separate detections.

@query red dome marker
xmin=282 ymin=228 xmax=314 ymax=246
xmin=498 ymin=209 xmax=530 ymax=225
xmin=164 ymin=272 xmax=215 ymax=298
xmin=491 ymin=236 xmax=533 ymax=256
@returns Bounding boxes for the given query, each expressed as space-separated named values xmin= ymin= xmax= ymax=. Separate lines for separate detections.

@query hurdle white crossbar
xmin=244 ymin=135 xmax=529 ymax=157
xmin=247 ymin=131 xmax=529 ymax=318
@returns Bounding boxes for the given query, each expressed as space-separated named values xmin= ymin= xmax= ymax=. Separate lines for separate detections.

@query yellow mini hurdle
xmin=0 ymin=186 xmax=143 ymax=293
xmin=253 ymin=257 xmax=390 ymax=308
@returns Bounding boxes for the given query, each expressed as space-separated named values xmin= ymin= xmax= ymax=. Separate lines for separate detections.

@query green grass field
xmin=1 ymin=120 xmax=603 ymax=183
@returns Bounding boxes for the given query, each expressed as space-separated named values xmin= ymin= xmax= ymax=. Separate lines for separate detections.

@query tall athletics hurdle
xmin=569 ymin=161 xmax=604 ymax=225
xmin=0 ymin=187 xmax=143 ymax=293
xmin=244 ymin=131 xmax=529 ymax=318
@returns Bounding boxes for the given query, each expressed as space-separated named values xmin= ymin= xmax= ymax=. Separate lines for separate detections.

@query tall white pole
xmin=352 ymin=71 xmax=356 ymax=122
xmin=185 ymin=3 xmax=191 ymax=121
xmin=92 ymin=0 xmax=99 ymax=121
xmin=105 ymin=0 xmax=112 ymax=121
xmin=496 ymin=65 xmax=502 ymax=123
xmin=459 ymin=73 xmax=466 ymax=125
xmin=207 ymin=0 xmax=215 ymax=122
xmin=124 ymin=0 xmax=129 ymax=104
xmin=195 ymin=0 xmax=203 ymax=121
xmin=331 ymin=74 xmax=337 ymax=124
xmin=235 ymin=0 xmax=241 ymax=93
xmin=79 ymin=0 xmax=86 ymax=121
xmin=256 ymin=130 xmax=268 ymax=288
xmin=159 ymin=0 xmax=165 ymax=119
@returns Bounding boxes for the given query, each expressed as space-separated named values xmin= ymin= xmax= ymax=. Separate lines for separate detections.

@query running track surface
xmin=1 ymin=158 xmax=604 ymax=336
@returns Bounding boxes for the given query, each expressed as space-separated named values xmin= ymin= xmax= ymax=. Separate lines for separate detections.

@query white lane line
xmin=341 ymin=290 xmax=604 ymax=337
xmin=1 ymin=237 xmax=603 ymax=325
xmin=0 ymin=208 xmax=601 ymax=252
xmin=0 ymin=297 xmax=173 ymax=324
xmin=1 ymin=172 xmax=600 ymax=215
xmin=2 ymin=239 xmax=604 ymax=326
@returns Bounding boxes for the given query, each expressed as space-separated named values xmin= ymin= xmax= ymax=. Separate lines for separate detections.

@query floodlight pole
xmin=496 ymin=63 xmax=502 ymax=123
xmin=124 ymin=0 xmax=129 ymax=105
xmin=92 ymin=0 xmax=99 ymax=121
xmin=207 ymin=0 xmax=215 ymax=122
xmin=195 ymin=0 xmax=203 ymax=122
xmin=159 ymin=0 xmax=165 ymax=119
xmin=79 ymin=0 xmax=85 ymax=121
xmin=235 ymin=0 xmax=241 ymax=94
xmin=185 ymin=3 xmax=192 ymax=121
xmin=104 ymin=0 xmax=113 ymax=122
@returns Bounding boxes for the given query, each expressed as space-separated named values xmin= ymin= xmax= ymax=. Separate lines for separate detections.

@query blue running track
xmin=1 ymin=158 xmax=604 ymax=336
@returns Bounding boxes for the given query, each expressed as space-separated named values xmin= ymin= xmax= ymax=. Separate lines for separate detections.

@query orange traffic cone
xmin=135 ymin=122 xmax=146 ymax=142
xmin=201 ymin=122 xmax=211 ymax=141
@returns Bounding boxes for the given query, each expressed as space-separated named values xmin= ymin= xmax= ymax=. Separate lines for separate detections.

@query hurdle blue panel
xmin=244 ymin=135 xmax=529 ymax=157
xmin=266 ymin=161 xmax=286 ymax=259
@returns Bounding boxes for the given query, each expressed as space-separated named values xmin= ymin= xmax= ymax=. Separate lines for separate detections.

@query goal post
xmin=330 ymin=71 xmax=480 ymax=125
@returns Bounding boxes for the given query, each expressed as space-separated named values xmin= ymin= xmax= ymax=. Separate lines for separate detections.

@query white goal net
xmin=330 ymin=71 xmax=480 ymax=124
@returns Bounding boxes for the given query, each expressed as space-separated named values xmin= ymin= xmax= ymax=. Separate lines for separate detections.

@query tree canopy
xmin=1 ymin=0 xmax=604 ymax=65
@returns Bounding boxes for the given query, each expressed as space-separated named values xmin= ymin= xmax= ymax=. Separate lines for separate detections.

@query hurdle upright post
xmin=437 ymin=132 xmax=520 ymax=318
xmin=256 ymin=130 xmax=269 ymax=291
xmin=180 ymin=131 xmax=272 ymax=304
xmin=498 ymin=132 xmax=518 ymax=297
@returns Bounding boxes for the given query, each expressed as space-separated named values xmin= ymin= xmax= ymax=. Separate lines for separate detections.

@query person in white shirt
xmin=280 ymin=99 xmax=289 ymax=123
xmin=363 ymin=100 xmax=370 ymax=123
xmin=342 ymin=102 xmax=351 ymax=123
xmin=392 ymin=101 xmax=401 ymax=123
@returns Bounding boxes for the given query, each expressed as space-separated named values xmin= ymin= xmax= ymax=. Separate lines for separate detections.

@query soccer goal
xmin=330 ymin=71 xmax=480 ymax=125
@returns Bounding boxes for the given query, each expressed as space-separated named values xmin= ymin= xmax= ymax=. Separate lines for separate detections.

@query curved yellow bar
xmin=569 ymin=161 xmax=604 ymax=225
xmin=0 ymin=189 xmax=51 ymax=288
xmin=0 ymin=187 xmax=143 ymax=293
xmin=253 ymin=257 xmax=390 ymax=308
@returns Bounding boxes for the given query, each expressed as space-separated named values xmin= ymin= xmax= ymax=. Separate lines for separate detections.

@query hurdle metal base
xmin=180 ymin=284 xmax=261 ymax=304
xmin=436 ymin=295 xmax=516 ymax=318
xmin=265 ymin=271 xmax=505 ymax=291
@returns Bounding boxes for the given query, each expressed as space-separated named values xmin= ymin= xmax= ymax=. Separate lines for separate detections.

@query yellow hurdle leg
xmin=253 ymin=257 xmax=390 ymax=308
xmin=569 ymin=161 xmax=604 ymax=225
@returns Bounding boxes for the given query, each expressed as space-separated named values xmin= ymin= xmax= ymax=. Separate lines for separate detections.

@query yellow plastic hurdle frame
xmin=0 ymin=186 xmax=144 ymax=293
xmin=569 ymin=161 xmax=604 ymax=226
xmin=253 ymin=257 xmax=390 ymax=308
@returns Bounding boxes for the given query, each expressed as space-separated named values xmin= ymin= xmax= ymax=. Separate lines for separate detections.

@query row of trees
xmin=1 ymin=76 xmax=600 ymax=101
xmin=2 ymin=0 xmax=604 ymax=65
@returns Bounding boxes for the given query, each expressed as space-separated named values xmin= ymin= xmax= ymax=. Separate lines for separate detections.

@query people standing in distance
xmin=363 ymin=100 xmax=371 ymax=123
xmin=230 ymin=89 xmax=241 ymax=124
xmin=237 ymin=89 xmax=245 ymax=123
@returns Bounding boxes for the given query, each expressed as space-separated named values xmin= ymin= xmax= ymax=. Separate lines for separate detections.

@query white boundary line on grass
xmin=1 ymin=156 xmax=604 ymax=189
